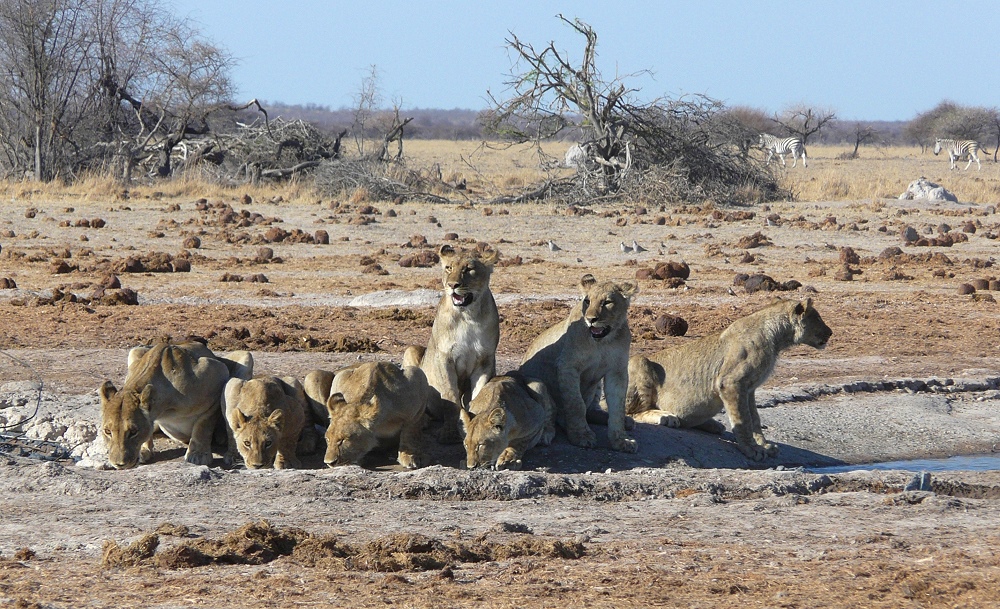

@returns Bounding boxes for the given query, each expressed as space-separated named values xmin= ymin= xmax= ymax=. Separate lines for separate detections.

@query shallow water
xmin=810 ymin=453 xmax=1000 ymax=474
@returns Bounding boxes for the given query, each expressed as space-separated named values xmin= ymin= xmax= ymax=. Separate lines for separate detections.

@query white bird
xmin=548 ymin=240 xmax=561 ymax=251
xmin=620 ymin=241 xmax=633 ymax=254
xmin=632 ymin=240 xmax=647 ymax=253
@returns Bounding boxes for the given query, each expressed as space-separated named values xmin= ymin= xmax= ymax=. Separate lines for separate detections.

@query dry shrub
xmin=349 ymin=187 xmax=370 ymax=205
xmin=101 ymin=521 xmax=586 ymax=573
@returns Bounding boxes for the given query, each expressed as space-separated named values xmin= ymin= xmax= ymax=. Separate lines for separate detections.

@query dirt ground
xmin=2 ymin=185 xmax=1000 ymax=607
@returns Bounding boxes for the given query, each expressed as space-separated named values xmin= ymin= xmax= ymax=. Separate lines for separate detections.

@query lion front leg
xmin=720 ymin=381 xmax=769 ymax=461
xmin=747 ymin=392 xmax=778 ymax=458
xmin=397 ymin=416 xmax=424 ymax=469
xmin=274 ymin=434 xmax=301 ymax=469
xmin=603 ymin=372 xmax=637 ymax=453
xmin=631 ymin=409 xmax=682 ymax=427
xmin=185 ymin=409 xmax=218 ymax=466
xmin=556 ymin=367 xmax=597 ymax=448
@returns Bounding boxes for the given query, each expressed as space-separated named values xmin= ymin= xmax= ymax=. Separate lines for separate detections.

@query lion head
xmin=230 ymin=409 xmax=285 ymax=469
xmin=579 ymin=274 xmax=638 ymax=341
xmin=438 ymin=244 xmax=499 ymax=308
xmin=99 ymin=380 xmax=155 ymax=469
xmin=323 ymin=393 xmax=378 ymax=467
xmin=789 ymin=298 xmax=832 ymax=349
xmin=458 ymin=407 xmax=509 ymax=470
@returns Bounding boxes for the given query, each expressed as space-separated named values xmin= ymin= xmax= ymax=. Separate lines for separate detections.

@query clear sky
xmin=169 ymin=1 xmax=1000 ymax=121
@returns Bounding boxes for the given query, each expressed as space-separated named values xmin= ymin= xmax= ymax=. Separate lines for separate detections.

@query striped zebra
xmin=758 ymin=133 xmax=808 ymax=168
xmin=934 ymin=138 xmax=983 ymax=171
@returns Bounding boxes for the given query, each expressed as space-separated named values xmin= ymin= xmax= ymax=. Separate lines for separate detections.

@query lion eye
xmin=102 ymin=427 xmax=112 ymax=436
xmin=582 ymin=298 xmax=590 ymax=308
xmin=243 ymin=440 xmax=251 ymax=448
xmin=125 ymin=428 xmax=138 ymax=438
xmin=264 ymin=439 xmax=273 ymax=448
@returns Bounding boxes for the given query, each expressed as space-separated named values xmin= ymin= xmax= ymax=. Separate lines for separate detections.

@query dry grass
xmin=1 ymin=141 xmax=998 ymax=206
xmin=780 ymin=145 xmax=1000 ymax=204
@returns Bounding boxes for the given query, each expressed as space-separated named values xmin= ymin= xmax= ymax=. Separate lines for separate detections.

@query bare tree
xmin=482 ymin=16 xmax=783 ymax=204
xmin=0 ymin=0 xmax=97 ymax=181
xmin=838 ymin=123 xmax=878 ymax=159
xmin=350 ymin=64 xmax=383 ymax=156
xmin=773 ymin=104 xmax=837 ymax=145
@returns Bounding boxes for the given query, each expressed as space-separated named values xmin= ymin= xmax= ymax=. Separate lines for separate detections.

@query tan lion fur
xmin=627 ymin=298 xmax=832 ymax=461
xmin=99 ymin=341 xmax=252 ymax=469
xmin=403 ymin=243 xmax=500 ymax=443
xmin=323 ymin=361 xmax=432 ymax=469
xmin=458 ymin=373 xmax=556 ymax=470
xmin=519 ymin=274 xmax=639 ymax=453
xmin=223 ymin=375 xmax=308 ymax=469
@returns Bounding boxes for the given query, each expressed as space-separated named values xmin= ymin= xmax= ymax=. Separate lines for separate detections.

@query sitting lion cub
xmin=459 ymin=373 xmax=556 ymax=470
xmin=627 ymin=298 xmax=832 ymax=461
xmin=323 ymin=361 xmax=432 ymax=469
xmin=403 ymin=243 xmax=500 ymax=443
xmin=223 ymin=375 xmax=308 ymax=469
xmin=99 ymin=340 xmax=253 ymax=469
xmin=519 ymin=274 xmax=638 ymax=453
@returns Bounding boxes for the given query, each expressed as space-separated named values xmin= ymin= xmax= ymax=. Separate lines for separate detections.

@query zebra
xmin=934 ymin=138 xmax=983 ymax=171
xmin=758 ymin=133 xmax=808 ymax=168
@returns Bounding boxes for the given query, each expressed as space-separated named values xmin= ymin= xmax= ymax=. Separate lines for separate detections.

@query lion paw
xmin=139 ymin=446 xmax=154 ymax=463
xmin=495 ymin=448 xmax=522 ymax=470
xmin=610 ymin=433 xmax=638 ymax=453
xmin=184 ymin=449 xmax=213 ymax=466
xmin=738 ymin=442 xmax=776 ymax=461
xmin=660 ymin=414 xmax=682 ymax=428
xmin=566 ymin=426 xmax=598 ymax=448
xmin=398 ymin=452 xmax=422 ymax=469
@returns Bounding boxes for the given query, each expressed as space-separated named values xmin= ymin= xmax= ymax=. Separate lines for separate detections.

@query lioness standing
xmin=99 ymin=341 xmax=249 ymax=468
xmin=404 ymin=244 xmax=500 ymax=443
xmin=519 ymin=274 xmax=638 ymax=453
xmin=627 ymin=298 xmax=832 ymax=461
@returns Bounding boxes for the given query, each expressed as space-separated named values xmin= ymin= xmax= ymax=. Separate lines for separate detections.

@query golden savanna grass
xmin=3 ymin=141 xmax=998 ymax=205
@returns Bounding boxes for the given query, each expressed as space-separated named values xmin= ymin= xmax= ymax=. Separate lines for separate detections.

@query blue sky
xmin=170 ymin=1 xmax=1000 ymax=121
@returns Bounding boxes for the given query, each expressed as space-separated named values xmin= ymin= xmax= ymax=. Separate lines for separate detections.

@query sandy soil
xmin=2 ymin=189 xmax=1000 ymax=607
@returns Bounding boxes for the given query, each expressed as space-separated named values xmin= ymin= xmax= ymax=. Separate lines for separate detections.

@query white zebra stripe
xmin=934 ymin=138 xmax=983 ymax=170
xmin=758 ymin=133 xmax=808 ymax=168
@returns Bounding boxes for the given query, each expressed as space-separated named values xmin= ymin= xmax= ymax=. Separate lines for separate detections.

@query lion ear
xmin=139 ymin=384 xmax=155 ymax=411
xmin=618 ymin=281 xmax=639 ymax=300
xmin=580 ymin=274 xmax=597 ymax=290
xmin=458 ymin=408 xmax=472 ymax=439
xmin=99 ymin=380 xmax=117 ymax=402
xmin=793 ymin=301 xmax=805 ymax=316
xmin=438 ymin=244 xmax=456 ymax=259
xmin=487 ymin=408 xmax=506 ymax=430
xmin=232 ymin=409 xmax=247 ymax=430
xmin=479 ymin=247 xmax=500 ymax=267
xmin=326 ymin=392 xmax=347 ymax=414
xmin=267 ymin=410 xmax=284 ymax=430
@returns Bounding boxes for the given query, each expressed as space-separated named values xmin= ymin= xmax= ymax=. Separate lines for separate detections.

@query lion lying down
xmin=626 ymin=298 xmax=832 ymax=461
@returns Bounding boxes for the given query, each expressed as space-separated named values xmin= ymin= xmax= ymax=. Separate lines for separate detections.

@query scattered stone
xmin=24 ymin=207 xmax=37 ymax=218
xmin=264 ymin=227 xmax=287 ymax=243
xmin=171 ymin=258 xmax=191 ymax=273
xmin=314 ymin=230 xmax=329 ymax=245
xmin=901 ymin=226 xmax=919 ymax=243
xmin=957 ymin=283 xmax=975 ymax=295
xmin=990 ymin=280 xmax=1000 ymax=291
xmin=398 ymin=251 xmax=439 ymax=268
xmin=879 ymin=246 xmax=904 ymax=260
xmin=0 ymin=277 xmax=16 ymax=289
xmin=182 ymin=236 xmax=201 ymax=249
xmin=972 ymin=278 xmax=990 ymax=290
xmin=839 ymin=247 xmax=860 ymax=265
xmin=735 ymin=231 xmax=772 ymax=249
xmin=743 ymin=273 xmax=779 ymax=293
xmin=443 ymin=232 xmax=459 ymax=241
xmin=256 ymin=247 xmax=274 ymax=262
xmin=973 ymin=293 xmax=996 ymax=303
xmin=654 ymin=314 xmax=688 ymax=337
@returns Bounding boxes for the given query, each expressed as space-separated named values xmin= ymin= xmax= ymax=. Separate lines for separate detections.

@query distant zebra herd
xmin=563 ymin=133 xmax=990 ymax=172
